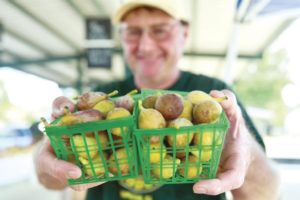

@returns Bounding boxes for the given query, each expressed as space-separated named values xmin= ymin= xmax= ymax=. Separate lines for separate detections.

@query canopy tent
xmin=0 ymin=0 xmax=299 ymax=89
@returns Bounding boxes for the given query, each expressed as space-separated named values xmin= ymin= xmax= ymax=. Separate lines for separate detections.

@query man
xmin=34 ymin=0 xmax=280 ymax=199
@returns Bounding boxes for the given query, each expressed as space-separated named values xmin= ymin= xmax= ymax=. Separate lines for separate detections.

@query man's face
xmin=120 ymin=8 xmax=188 ymax=86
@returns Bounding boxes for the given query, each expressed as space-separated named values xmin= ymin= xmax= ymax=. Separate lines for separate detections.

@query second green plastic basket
xmin=134 ymin=89 xmax=230 ymax=184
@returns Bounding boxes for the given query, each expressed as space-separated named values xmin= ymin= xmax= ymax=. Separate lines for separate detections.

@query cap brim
xmin=112 ymin=2 xmax=180 ymax=24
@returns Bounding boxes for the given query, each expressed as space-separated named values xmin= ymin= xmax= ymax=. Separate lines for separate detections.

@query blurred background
xmin=0 ymin=0 xmax=300 ymax=199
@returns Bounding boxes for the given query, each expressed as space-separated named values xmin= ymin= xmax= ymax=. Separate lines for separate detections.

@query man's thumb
xmin=51 ymin=158 xmax=82 ymax=181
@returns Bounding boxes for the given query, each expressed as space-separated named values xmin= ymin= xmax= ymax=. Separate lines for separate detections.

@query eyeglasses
xmin=120 ymin=21 xmax=180 ymax=43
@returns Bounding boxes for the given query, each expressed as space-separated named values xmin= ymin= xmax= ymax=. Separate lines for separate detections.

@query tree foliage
xmin=233 ymin=50 xmax=289 ymax=126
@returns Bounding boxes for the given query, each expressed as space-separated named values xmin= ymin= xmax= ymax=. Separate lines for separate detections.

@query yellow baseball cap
xmin=112 ymin=0 xmax=189 ymax=24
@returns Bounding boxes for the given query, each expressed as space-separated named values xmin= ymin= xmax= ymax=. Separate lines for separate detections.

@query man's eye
xmin=127 ymin=29 xmax=141 ymax=35
xmin=153 ymin=28 xmax=166 ymax=35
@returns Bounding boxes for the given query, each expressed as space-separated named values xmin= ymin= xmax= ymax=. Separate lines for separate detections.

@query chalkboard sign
xmin=86 ymin=18 xmax=111 ymax=40
xmin=86 ymin=48 xmax=112 ymax=68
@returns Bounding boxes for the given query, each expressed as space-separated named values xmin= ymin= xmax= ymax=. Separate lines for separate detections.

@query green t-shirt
xmin=87 ymin=71 xmax=264 ymax=200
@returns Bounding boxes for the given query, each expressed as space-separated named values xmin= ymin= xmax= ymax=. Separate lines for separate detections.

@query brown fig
xmin=115 ymin=89 xmax=138 ymax=113
xmin=52 ymin=96 xmax=75 ymax=118
xmin=155 ymin=93 xmax=183 ymax=120
xmin=193 ymin=100 xmax=222 ymax=124
xmin=142 ymin=95 xmax=158 ymax=109
xmin=77 ymin=90 xmax=118 ymax=110
xmin=57 ymin=108 xmax=104 ymax=126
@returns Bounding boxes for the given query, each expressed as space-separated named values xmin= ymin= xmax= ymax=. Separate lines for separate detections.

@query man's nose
xmin=137 ymin=31 xmax=157 ymax=54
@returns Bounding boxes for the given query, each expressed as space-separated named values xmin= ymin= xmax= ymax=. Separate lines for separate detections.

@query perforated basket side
xmin=45 ymin=112 xmax=139 ymax=185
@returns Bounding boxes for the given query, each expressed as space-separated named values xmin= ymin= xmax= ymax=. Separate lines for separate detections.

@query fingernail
xmin=68 ymin=170 xmax=80 ymax=179
xmin=195 ymin=186 xmax=207 ymax=194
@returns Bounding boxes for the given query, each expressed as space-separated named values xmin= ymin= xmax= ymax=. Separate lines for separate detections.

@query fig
xmin=155 ymin=93 xmax=183 ymax=120
xmin=108 ymin=148 xmax=131 ymax=175
xmin=193 ymin=130 xmax=222 ymax=146
xmin=149 ymin=143 xmax=167 ymax=163
xmin=178 ymin=154 xmax=202 ymax=178
xmin=190 ymin=148 xmax=212 ymax=162
xmin=71 ymin=135 xmax=98 ymax=159
xmin=115 ymin=89 xmax=138 ymax=113
xmin=152 ymin=155 xmax=181 ymax=179
xmin=86 ymin=131 xmax=109 ymax=149
xmin=138 ymin=100 xmax=166 ymax=143
xmin=57 ymin=108 xmax=103 ymax=126
xmin=79 ymin=153 xmax=107 ymax=177
xmin=166 ymin=118 xmax=194 ymax=147
xmin=77 ymin=90 xmax=118 ymax=110
xmin=93 ymin=99 xmax=115 ymax=117
xmin=142 ymin=95 xmax=158 ymax=109
xmin=186 ymin=90 xmax=213 ymax=105
xmin=106 ymin=107 xmax=131 ymax=137
xmin=178 ymin=99 xmax=193 ymax=121
xmin=52 ymin=96 xmax=75 ymax=118
xmin=193 ymin=99 xmax=222 ymax=124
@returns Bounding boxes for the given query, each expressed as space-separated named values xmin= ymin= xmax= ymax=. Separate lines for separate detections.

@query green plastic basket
xmin=134 ymin=89 xmax=230 ymax=184
xmin=44 ymin=97 xmax=139 ymax=185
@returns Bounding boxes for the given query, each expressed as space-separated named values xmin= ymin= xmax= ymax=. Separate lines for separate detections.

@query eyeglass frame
xmin=119 ymin=20 xmax=185 ymax=43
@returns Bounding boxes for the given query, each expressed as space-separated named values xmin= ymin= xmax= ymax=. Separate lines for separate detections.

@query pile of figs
xmin=43 ymin=90 xmax=138 ymax=178
xmin=137 ymin=90 xmax=227 ymax=179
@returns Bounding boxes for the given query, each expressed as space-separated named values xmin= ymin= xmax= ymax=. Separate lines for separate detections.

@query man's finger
xmin=210 ymin=90 xmax=242 ymax=139
xmin=51 ymin=158 xmax=82 ymax=181
xmin=193 ymin=154 xmax=246 ymax=195
xmin=40 ymin=139 xmax=82 ymax=182
xmin=70 ymin=182 xmax=105 ymax=191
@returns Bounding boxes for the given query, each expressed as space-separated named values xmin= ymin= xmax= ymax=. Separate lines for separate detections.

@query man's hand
xmin=192 ymin=89 xmax=251 ymax=195
xmin=34 ymin=137 xmax=106 ymax=191
xmin=192 ymin=90 xmax=280 ymax=199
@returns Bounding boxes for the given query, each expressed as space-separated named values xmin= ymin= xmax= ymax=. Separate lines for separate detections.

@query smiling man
xmin=34 ymin=0 xmax=280 ymax=200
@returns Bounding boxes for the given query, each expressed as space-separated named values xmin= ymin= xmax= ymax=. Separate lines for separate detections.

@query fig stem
xmin=63 ymin=106 xmax=71 ymax=115
xmin=126 ymin=89 xmax=138 ymax=96
xmin=107 ymin=90 xmax=119 ymax=97
xmin=138 ymin=100 xmax=144 ymax=110
xmin=40 ymin=117 xmax=50 ymax=127
xmin=214 ymin=96 xmax=228 ymax=103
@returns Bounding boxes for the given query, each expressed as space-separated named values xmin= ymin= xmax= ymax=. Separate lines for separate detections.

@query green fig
xmin=187 ymin=90 xmax=213 ymax=105
xmin=166 ymin=118 xmax=194 ymax=147
xmin=179 ymin=154 xmax=202 ymax=178
xmin=138 ymin=100 xmax=166 ymax=143
xmin=108 ymin=148 xmax=131 ymax=175
xmin=152 ymin=155 xmax=181 ymax=179
xmin=178 ymin=99 xmax=193 ymax=121
xmin=79 ymin=153 xmax=107 ymax=177
xmin=93 ymin=99 xmax=116 ymax=117
xmin=149 ymin=143 xmax=167 ymax=163
xmin=71 ymin=135 xmax=98 ymax=159
xmin=106 ymin=107 xmax=131 ymax=137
